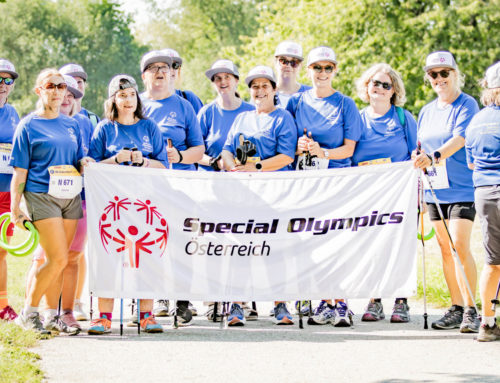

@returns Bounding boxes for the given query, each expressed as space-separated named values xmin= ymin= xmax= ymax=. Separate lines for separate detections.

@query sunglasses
xmin=427 ymin=69 xmax=451 ymax=79
xmin=278 ymin=58 xmax=300 ymax=68
xmin=42 ymin=82 xmax=67 ymax=91
xmin=147 ymin=65 xmax=170 ymax=73
xmin=312 ymin=65 xmax=335 ymax=73
xmin=0 ymin=77 xmax=14 ymax=85
xmin=371 ymin=79 xmax=393 ymax=90
xmin=172 ymin=62 xmax=181 ymax=70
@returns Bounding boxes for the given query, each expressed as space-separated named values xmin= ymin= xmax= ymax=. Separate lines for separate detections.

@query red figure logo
xmin=98 ymin=196 xmax=169 ymax=269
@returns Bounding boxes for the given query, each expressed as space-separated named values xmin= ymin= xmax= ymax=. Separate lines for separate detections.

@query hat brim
xmin=1 ymin=70 xmax=19 ymax=80
xmin=423 ymin=63 xmax=456 ymax=72
xmin=307 ymin=58 xmax=337 ymax=67
xmin=245 ymin=74 xmax=276 ymax=87
xmin=67 ymin=86 xmax=83 ymax=99
xmin=205 ymin=68 xmax=239 ymax=81
xmin=64 ymin=71 xmax=87 ymax=81
xmin=275 ymin=52 xmax=304 ymax=61
xmin=141 ymin=56 xmax=173 ymax=73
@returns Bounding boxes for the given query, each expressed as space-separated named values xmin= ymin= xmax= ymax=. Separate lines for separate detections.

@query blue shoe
xmin=273 ymin=303 xmax=294 ymax=325
xmin=88 ymin=314 xmax=112 ymax=335
xmin=308 ymin=301 xmax=335 ymax=325
xmin=334 ymin=301 xmax=353 ymax=327
xmin=228 ymin=304 xmax=245 ymax=326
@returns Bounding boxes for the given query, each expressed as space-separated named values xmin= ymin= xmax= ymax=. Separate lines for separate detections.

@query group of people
xmin=0 ymin=41 xmax=498 ymax=343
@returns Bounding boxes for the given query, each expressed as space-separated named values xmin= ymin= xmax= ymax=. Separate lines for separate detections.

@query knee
xmin=47 ymin=256 xmax=68 ymax=274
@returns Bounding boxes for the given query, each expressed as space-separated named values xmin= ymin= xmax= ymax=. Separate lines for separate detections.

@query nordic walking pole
xmin=137 ymin=299 xmax=141 ymax=334
xmin=418 ymin=172 xmax=429 ymax=329
xmin=120 ymin=299 xmax=124 ymax=336
xmin=168 ymin=139 xmax=173 ymax=170
xmin=491 ymin=279 xmax=500 ymax=312
xmin=173 ymin=300 xmax=178 ymax=329
xmin=89 ymin=292 xmax=93 ymax=321
xmin=298 ymin=300 xmax=304 ymax=329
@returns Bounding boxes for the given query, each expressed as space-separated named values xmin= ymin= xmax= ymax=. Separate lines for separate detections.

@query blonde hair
xmin=355 ymin=63 xmax=406 ymax=106
xmin=34 ymin=68 xmax=64 ymax=111
xmin=479 ymin=78 xmax=500 ymax=106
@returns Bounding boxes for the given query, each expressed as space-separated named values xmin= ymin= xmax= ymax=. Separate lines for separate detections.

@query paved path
xmin=36 ymin=300 xmax=500 ymax=383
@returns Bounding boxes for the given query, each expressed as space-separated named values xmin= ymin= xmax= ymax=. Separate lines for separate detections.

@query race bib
xmin=0 ymin=143 xmax=13 ymax=174
xmin=296 ymin=155 xmax=329 ymax=171
xmin=244 ymin=156 xmax=261 ymax=164
xmin=48 ymin=165 xmax=83 ymax=199
xmin=358 ymin=158 xmax=392 ymax=167
xmin=423 ymin=160 xmax=449 ymax=190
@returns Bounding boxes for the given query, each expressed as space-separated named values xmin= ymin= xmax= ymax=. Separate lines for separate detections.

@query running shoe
xmin=295 ymin=300 xmax=312 ymax=316
xmin=477 ymin=322 xmax=500 ymax=342
xmin=273 ymin=303 xmax=294 ymax=325
xmin=431 ymin=305 xmax=463 ymax=330
xmin=127 ymin=310 xmax=139 ymax=327
xmin=61 ymin=311 xmax=82 ymax=331
xmin=308 ymin=301 xmax=336 ymax=325
xmin=362 ymin=301 xmax=385 ymax=322
xmin=334 ymin=301 xmax=353 ymax=327
xmin=175 ymin=300 xmax=193 ymax=326
xmin=73 ymin=301 xmax=89 ymax=321
xmin=140 ymin=313 xmax=163 ymax=333
xmin=228 ymin=303 xmax=246 ymax=326
xmin=390 ymin=301 xmax=410 ymax=323
xmin=206 ymin=303 xmax=223 ymax=322
xmin=153 ymin=300 xmax=170 ymax=317
xmin=188 ymin=302 xmax=198 ymax=316
xmin=459 ymin=306 xmax=480 ymax=333
xmin=242 ymin=303 xmax=258 ymax=321
xmin=15 ymin=311 xmax=51 ymax=335
xmin=44 ymin=315 xmax=80 ymax=335
xmin=88 ymin=315 xmax=112 ymax=335
xmin=0 ymin=305 xmax=18 ymax=321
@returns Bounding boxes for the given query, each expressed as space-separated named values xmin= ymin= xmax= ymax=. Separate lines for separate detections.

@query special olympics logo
xmin=99 ymin=196 xmax=169 ymax=269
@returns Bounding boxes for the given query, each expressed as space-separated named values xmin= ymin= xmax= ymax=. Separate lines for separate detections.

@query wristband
xmin=433 ymin=151 xmax=441 ymax=164
xmin=139 ymin=158 xmax=145 ymax=167
xmin=425 ymin=153 xmax=434 ymax=166
xmin=114 ymin=156 xmax=120 ymax=164
xmin=176 ymin=148 xmax=183 ymax=164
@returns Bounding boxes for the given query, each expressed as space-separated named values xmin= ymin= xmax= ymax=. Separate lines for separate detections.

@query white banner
xmin=85 ymin=162 xmax=418 ymax=300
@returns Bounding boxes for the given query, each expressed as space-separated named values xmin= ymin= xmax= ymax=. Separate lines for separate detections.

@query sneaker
xmin=61 ymin=311 xmax=82 ymax=331
xmin=153 ymin=300 xmax=170 ymax=317
xmin=127 ymin=310 xmax=139 ymax=327
xmin=44 ymin=315 xmax=80 ymax=335
xmin=362 ymin=301 xmax=385 ymax=322
xmin=206 ymin=303 xmax=223 ymax=322
xmin=308 ymin=302 xmax=336 ymax=325
xmin=390 ymin=301 xmax=410 ymax=323
xmin=477 ymin=323 xmax=500 ymax=342
xmin=334 ymin=301 xmax=353 ymax=327
xmin=88 ymin=315 xmax=112 ymax=335
xmin=15 ymin=311 xmax=51 ymax=335
xmin=140 ymin=313 xmax=163 ymax=333
xmin=228 ymin=304 xmax=246 ymax=326
xmin=431 ymin=305 xmax=463 ymax=330
xmin=175 ymin=300 xmax=193 ymax=326
xmin=273 ymin=303 xmax=294 ymax=325
xmin=73 ymin=302 xmax=89 ymax=321
xmin=242 ymin=303 xmax=258 ymax=321
xmin=188 ymin=302 xmax=198 ymax=316
xmin=460 ymin=306 xmax=480 ymax=333
xmin=0 ymin=305 xmax=18 ymax=321
xmin=295 ymin=300 xmax=312 ymax=316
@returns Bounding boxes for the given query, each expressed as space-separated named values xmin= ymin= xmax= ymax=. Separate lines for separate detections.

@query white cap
xmin=0 ymin=59 xmax=18 ymax=79
xmin=245 ymin=66 xmax=276 ymax=87
xmin=62 ymin=75 xmax=83 ymax=99
xmin=108 ymin=74 xmax=138 ymax=98
xmin=423 ymin=51 xmax=457 ymax=72
xmin=59 ymin=63 xmax=87 ymax=81
xmin=162 ymin=48 xmax=182 ymax=65
xmin=485 ymin=61 xmax=500 ymax=89
xmin=205 ymin=60 xmax=239 ymax=80
xmin=274 ymin=41 xmax=303 ymax=60
xmin=307 ymin=46 xmax=337 ymax=67
xmin=140 ymin=50 xmax=173 ymax=73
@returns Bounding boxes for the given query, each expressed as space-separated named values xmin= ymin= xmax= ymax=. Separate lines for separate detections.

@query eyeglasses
xmin=312 ymin=65 xmax=335 ymax=73
xmin=147 ymin=65 xmax=170 ymax=73
xmin=42 ymin=82 xmax=67 ymax=91
xmin=371 ymin=79 xmax=393 ymax=90
xmin=0 ymin=77 xmax=14 ymax=85
xmin=278 ymin=58 xmax=300 ymax=68
xmin=171 ymin=62 xmax=181 ymax=70
xmin=427 ymin=69 xmax=451 ymax=79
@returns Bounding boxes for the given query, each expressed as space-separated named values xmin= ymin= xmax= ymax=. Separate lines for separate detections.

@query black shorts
xmin=427 ymin=202 xmax=476 ymax=222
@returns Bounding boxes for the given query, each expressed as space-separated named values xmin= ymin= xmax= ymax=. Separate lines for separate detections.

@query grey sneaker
xmin=477 ymin=323 xmax=500 ymax=342
xmin=362 ymin=301 xmax=385 ymax=321
xmin=460 ymin=306 xmax=480 ymax=333
xmin=175 ymin=301 xmax=193 ymax=326
xmin=432 ymin=305 xmax=463 ymax=330
xmin=242 ymin=303 xmax=258 ymax=321
xmin=206 ymin=303 xmax=223 ymax=322
xmin=390 ymin=301 xmax=410 ymax=323
xmin=16 ymin=311 xmax=51 ymax=335
xmin=188 ymin=302 xmax=198 ymax=316
xmin=44 ymin=315 xmax=80 ymax=335
xmin=153 ymin=300 xmax=170 ymax=317
xmin=308 ymin=302 xmax=336 ymax=325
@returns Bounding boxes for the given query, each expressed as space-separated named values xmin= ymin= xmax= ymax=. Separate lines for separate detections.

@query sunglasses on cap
xmin=172 ymin=62 xmax=181 ymax=70
xmin=146 ymin=65 xmax=170 ymax=73
xmin=371 ymin=79 xmax=393 ymax=90
xmin=42 ymin=82 xmax=67 ymax=90
xmin=427 ymin=69 xmax=451 ymax=79
xmin=312 ymin=64 xmax=335 ymax=73
xmin=278 ymin=58 xmax=300 ymax=68
xmin=0 ymin=77 xmax=14 ymax=85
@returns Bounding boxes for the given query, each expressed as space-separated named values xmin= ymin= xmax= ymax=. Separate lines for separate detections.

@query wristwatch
xmin=323 ymin=149 xmax=329 ymax=159
xmin=255 ymin=162 xmax=263 ymax=171
xmin=433 ymin=151 xmax=441 ymax=164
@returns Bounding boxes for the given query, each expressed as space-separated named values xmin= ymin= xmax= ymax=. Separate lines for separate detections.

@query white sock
xmin=44 ymin=309 xmax=58 ymax=321
xmin=23 ymin=305 xmax=39 ymax=316
xmin=482 ymin=315 xmax=496 ymax=327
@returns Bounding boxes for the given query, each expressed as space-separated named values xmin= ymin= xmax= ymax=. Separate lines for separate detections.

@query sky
xmin=119 ymin=0 xmax=173 ymax=29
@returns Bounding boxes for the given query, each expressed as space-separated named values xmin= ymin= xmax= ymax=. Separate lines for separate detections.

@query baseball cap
xmin=62 ymin=75 xmax=83 ymax=99
xmin=307 ymin=46 xmax=337 ymax=67
xmin=423 ymin=51 xmax=458 ymax=72
xmin=162 ymin=48 xmax=182 ymax=65
xmin=205 ymin=60 xmax=239 ymax=81
xmin=274 ymin=41 xmax=304 ymax=61
xmin=59 ymin=63 xmax=87 ymax=81
xmin=0 ymin=59 xmax=19 ymax=79
xmin=140 ymin=50 xmax=173 ymax=73
xmin=245 ymin=66 xmax=276 ymax=87
xmin=108 ymin=74 xmax=138 ymax=98
xmin=485 ymin=61 xmax=500 ymax=89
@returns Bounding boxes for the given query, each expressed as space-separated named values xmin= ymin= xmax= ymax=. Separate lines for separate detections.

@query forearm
xmin=10 ymin=168 xmax=28 ymax=212
xmin=179 ymin=145 xmax=204 ymax=164
xmin=259 ymin=154 xmax=293 ymax=171
xmin=324 ymin=139 xmax=356 ymax=160
xmin=198 ymin=154 xmax=213 ymax=167
xmin=221 ymin=150 xmax=236 ymax=170
xmin=434 ymin=136 xmax=465 ymax=160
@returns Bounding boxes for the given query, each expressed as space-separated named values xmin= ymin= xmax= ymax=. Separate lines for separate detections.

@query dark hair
xmin=104 ymin=80 xmax=145 ymax=121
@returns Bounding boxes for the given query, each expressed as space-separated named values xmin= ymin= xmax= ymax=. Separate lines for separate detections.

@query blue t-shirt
xmin=277 ymin=84 xmax=311 ymax=108
xmin=223 ymin=108 xmax=297 ymax=171
xmin=89 ymin=118 xmax=168 ymax=168
xmin=418 ymin=93 xmax=479 ymax=203
xmin=142 ymin=93 xmax=204 ymax=170
xmin=73 ymin=113 xmax=94 ymax=157
xmin=465 ymin=105 xmax=500 ymax=187
xmin=0 ymin=103 xmax=19 ymax=192
xmin=175 ymin=89 xmax=203 ymax=115
xmin=352 ymin=106 xmax=417 ymax=166
xmin=286 ymin=89 xmax=362 ymax=168
xmin=198 ymin=100 xmax=255 ymax=171
xmin=10 ymin=113 xmax=83 ymax=193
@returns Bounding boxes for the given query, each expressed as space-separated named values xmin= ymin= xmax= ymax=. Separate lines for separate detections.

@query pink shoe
xmin=61 ymin=311 xmax=82 ymax=331
xmin=0 ymin=305 xmax=18 ymax=321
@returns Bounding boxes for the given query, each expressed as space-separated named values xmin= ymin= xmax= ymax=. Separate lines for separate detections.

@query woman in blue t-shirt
xmin=413 ymin=51 xmax=479 ymax=333
xmin=353 ymin=63 xmax=417 ymax=324
xmin=10 ymin=68 xmax=93 ymax=334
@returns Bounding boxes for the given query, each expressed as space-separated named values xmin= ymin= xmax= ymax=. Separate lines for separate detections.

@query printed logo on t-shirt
xmin=385 ymin=119 xmax=397 ymax=136
xmin=166 ymin=111 xmax=178 ymax=126
xmin=142 ymin=141 xmax=153 ymax=153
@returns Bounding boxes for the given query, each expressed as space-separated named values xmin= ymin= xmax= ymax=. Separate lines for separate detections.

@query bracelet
xmin=138 ymin=158 xmax=145 ymax=167
xmin=176 ymin=148 xmax=184 ymax=163
xmin=114 ymin=156 xmax=120 ymax=164
xmin=425 ymin=153 xmax=434 ymax=166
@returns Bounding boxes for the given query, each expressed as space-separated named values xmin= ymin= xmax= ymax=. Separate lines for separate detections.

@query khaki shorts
xmin=24 ymin=192 xmax=83 ymax=222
